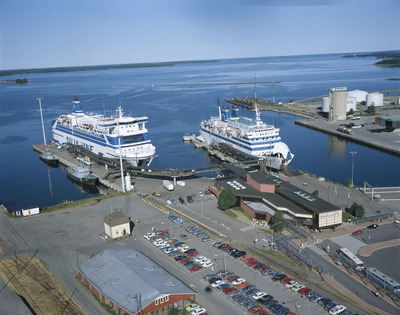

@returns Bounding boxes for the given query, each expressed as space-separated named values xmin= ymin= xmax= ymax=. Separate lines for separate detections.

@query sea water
xmin=0 ymin=53 xmax=399 ymax=210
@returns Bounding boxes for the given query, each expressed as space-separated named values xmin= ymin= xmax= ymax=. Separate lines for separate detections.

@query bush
xmin=348 ymin=202 xmax=365 ymax=218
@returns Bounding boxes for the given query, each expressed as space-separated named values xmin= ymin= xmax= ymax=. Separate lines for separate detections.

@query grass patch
xmin=258 ymin=247 xmax=297 ymax=266
xmin=40 ymin=191 xmax=127 ymax=213
xmin=222 ymin=209 xmax=238 ymax=218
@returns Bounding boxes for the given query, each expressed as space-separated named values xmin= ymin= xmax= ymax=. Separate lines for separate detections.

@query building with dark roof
xmin=211 ymin=165 xmax=342 ymax=228
xmin=78 ymin=249 xmax=196 ymax=315
xmin=104 ymin=210 xmax=130 ymax=239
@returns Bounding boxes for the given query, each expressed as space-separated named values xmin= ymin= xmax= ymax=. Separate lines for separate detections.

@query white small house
xmin=22 ymin=207 xmax=40 ymax=216
xmin=103 ymin=210 xmax=130 ymax=239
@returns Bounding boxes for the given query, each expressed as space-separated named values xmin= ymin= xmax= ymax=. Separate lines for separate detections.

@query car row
xmin=144 ymin=229 xmax=215 ymax=272
xmin=203 ymin=269 xmax=295 ymax=315
xmin=231 ymin=250 xmax=352 ymax=314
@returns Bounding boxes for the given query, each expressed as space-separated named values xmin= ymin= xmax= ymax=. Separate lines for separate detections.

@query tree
xmin=347 ymin=108 xmax=354 ymax=116
xmin=349 ymin=202 xmax=365 ymax=218
xmin=345 ymin=178 xmax=352 ymax=187
xmin=217 ymin=188 xmax=237 ymax=210
xmin=271 ymin=210 xmax=285 ymax=233
xmin=366 ymin=105 xmax=376 ymax=115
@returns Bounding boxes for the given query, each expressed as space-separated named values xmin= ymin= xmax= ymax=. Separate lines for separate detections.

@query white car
xmin=144 ymin=232 xmax=155 ymax=240
xmin=201 ymin=261 xmax=213 ymax=268
xmin=291 ymin=284 xmax=305 ymax=292
xmin=232 ymin=278 xmax=245 ymax=285
xmin=395 ymin=219 xmax=400 ymax=224
xmin=191 ymin=308 xmax=207 ymax=315
xmin=253 ymin=291 xmax=267 ymax=300
xmin=199 ymin=192 xmax=204 ymax=197
xmin=194 ymin=255 xmax=205 ymax=262
xmin=329 ymin=305 xmax=346 ymax=314
xmin=211 ymin=280 xmax=225 ymax=287
xmin=285 ymin=280 xmax=298 ymax=288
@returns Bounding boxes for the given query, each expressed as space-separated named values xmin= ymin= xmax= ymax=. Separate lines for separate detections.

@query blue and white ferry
xmin=198 ymin=104 xmax=294 ymax=169
xmin=52 ymin=96 xmax=156 ymax=167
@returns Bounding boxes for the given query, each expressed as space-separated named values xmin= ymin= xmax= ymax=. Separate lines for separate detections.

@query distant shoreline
xmin=0 ymin=59 xmax=219 ymax=77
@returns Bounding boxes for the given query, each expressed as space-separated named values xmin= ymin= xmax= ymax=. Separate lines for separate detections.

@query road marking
xmin=240 ymin=225 xmax=255 ymax=232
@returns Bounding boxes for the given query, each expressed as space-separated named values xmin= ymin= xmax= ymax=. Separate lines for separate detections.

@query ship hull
xmin=66 ymin=171 xmax=98 ymax=186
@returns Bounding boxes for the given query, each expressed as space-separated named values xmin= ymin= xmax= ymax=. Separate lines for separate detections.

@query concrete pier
xmin=295 ymin=118 xmax=400 ymax=156
xmin=33 ymin=143 xmax=125 ymax=192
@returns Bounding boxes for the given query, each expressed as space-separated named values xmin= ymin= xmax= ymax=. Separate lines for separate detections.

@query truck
xmin=163 ymin=180 xmax=174 ymax=191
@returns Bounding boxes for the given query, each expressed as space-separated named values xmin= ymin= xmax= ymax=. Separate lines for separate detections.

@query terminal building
xmin=78 ymin=249 xmax=196 ymax=315
xmin=210 ymin=165 xmax=342 ymax=229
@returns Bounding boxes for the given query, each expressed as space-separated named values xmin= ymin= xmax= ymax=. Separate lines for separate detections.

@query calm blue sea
xmin=1 ymin=53 xmax=399 ymax=211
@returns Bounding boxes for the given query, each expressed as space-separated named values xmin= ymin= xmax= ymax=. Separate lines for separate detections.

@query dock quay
xmin=33 ymin=143 xmax=261 ymax=193
xmin=295 ymin=118 xmax=400 ymax=156
xmin=33 ymin=143 xmax=124 ymax=191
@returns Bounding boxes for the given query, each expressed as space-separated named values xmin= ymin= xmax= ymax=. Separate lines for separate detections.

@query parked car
xmin=191 ymin=308 xmax=207 ymax=315
xmin=202 ymin=236 xmax=212 ymax=242
xmin=329 ymin=305 xmax=346 ymax=314
xmin=285 ymin=280 xmax=298 ymax=288
xmin=248 ymin=305 xmax=264 ymax=314
xmin=203 ymin=274 xmax=217 ymax=281
xmin=180 ymin=233 xmax=188 ymax=239
xmin=280 ymin=277 xmax=292 ymax=284
xmin=367 ymin=224 xmax=378 ymax=229
xmin=310 ymin=294 xmax=324 ymax=302
xmin=185 ymin=303 xmax=200 ymax=312
xmin=298 ymin=287 xmax=312 ymax=295
xmin=352 ymin=230 xmax=363 ymax=235
xmin=275 ymin=306 xmax=290 ymax=315
xmin=305 ymin=290 xmax=319 ymax=298
xmin=227 ymin=275 xmax=239 ymax=282
xmin=324 ymin=302 xmax=337 ymax=311
xmin=252 ymin=291 xmax=267 ymax=300
xmin=318 ymin=298 xmax=332 ymax=306
xmin=291 ymin=284 xmax=305 ymax=292
xmin=232 ymin=277 xmax=246 ymax=285
xmin=189 ymin=265 xmax=202 ymax=273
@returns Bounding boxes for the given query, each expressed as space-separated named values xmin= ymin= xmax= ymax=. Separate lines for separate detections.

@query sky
xmin=1 ymin=0 xmax=399 ymax=70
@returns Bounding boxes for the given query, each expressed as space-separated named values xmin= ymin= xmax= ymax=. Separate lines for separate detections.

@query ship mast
xmin=37 ymin=98 xmax=48 ymax=150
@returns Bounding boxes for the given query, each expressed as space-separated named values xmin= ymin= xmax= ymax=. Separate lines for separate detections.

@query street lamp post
xmin=350 ymin=151 xmax=357 ymax=187
xmin=214 ymin=252 xmax=227 ymax=278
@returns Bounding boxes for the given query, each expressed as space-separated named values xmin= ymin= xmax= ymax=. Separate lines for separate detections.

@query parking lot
xmin=137 ymin=214 xmax=356 ymax=315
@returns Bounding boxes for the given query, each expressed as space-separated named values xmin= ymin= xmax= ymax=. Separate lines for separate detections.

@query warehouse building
xmin=78 ymin=249 xmax=196 ymax=315
xmin=210 ymin=165 xmax=342 ymax=229
xmin=375 ymin=115 xmax=400 ymax=131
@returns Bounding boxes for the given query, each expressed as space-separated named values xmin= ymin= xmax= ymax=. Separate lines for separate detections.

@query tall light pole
xmin=350 ymin=151 xmax=357 ymax=187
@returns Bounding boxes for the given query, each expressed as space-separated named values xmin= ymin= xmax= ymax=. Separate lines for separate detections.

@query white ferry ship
xmin=52 ymin=96 xmax=156 ymax=167
xmin=198 ymin=104 xmax=294 ymax=169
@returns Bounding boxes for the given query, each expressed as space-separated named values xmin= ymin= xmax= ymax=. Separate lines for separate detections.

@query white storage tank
xmin=366 ymin=93 xmax=383 ymax=106
xmin=346 ymin=97 xmax=357 ymax=112
xmin=348 ymin=89 xmax=367 ymax=103
xmin=322 ymin=97 xmax=330 ymax=112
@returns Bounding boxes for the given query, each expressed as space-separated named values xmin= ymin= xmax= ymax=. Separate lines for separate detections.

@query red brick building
xmin=78 ymin=249 xmax=196 ymax=315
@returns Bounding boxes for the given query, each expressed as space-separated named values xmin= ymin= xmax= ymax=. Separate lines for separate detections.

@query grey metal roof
xmin=78 ymin=249 xmax=195 ymax=313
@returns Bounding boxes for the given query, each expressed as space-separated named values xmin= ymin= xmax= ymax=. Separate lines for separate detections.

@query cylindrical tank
xmin=347 ymin=90 xmax=367 ymax=103
xmin=222 ymin=106 xmax=230 ymax=121
xmin=346 ymin=97 xmax=357 ymax=112
xmin=366 ymin=93 xmax=383 ymax=106
xmin=232 ymin=105 xmax=239 ymax=117
xmin=322 ymin=97 xmax=330 ymax=112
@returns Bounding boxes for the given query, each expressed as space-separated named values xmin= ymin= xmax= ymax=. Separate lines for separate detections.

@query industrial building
xmin=103 ymin=210 xmax=130 ymax=239
xmin=329 ymin=87 xmax=347 ymax=121
xmin=375 ymin=115 xmax=400 ymax=131
xmin=78 ymin=249 xmax=196 ymax=315
xmin=209 ymin=165 xmax=342 ymax=229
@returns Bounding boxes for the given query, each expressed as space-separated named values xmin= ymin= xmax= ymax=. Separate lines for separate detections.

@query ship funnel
xmin=222 ymin=106 xmax=229 ymax=122
xmin=72 ymin=96 xmax=84 ymax=114
xmin=232 ymin=105 xmax=239 ymax=118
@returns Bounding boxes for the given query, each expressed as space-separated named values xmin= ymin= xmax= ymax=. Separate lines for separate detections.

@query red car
xmin=186 ymin=251 xmax=199 ymax=257
xmin=221 ymin=246 xmax=233 ymax=252
xmin=189 ymin=265 xmax=202 ymax=272
xmin=247 ymin=260 xmax=260 ymax=267
xmin=298 ymin=287 xmax=312 ymax=295
xmin=227 ymin=275 xmax=239 ymax=282
xmin=280 ymin=277 xmax=293 ymax=284
xmin=352 ymin=230 xmax=363 ymax=235
xmin=254 ymin=310 xmax=268 ymax=315
xmin=248 ymin=305 xmax=264 ymax=314
xmin=223 ymin=287 xmax=236 ymax=294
